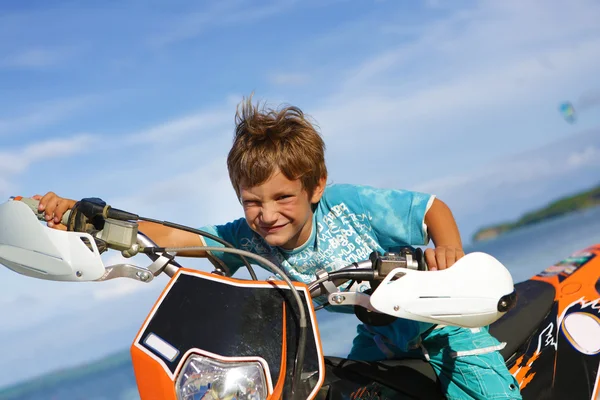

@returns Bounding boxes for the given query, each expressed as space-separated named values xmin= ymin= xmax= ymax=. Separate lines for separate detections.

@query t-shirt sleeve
xmin=198 ymin=218 xmax=254 ymax=276
xmin=336 ymin=184 xmax=435 ymax=247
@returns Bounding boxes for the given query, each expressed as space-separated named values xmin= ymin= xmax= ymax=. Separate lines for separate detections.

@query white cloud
xmin=0 ymin=134 xmax=96 ymax=175
xmin=0 ymin=47 xmax=75 ymax=69
xmin=406 ymin=128 xmax=600 ymax=241
xmin=0 ymin=288 xmax=156 ymax=388
xmin=567 ymin=145 xmax=599 ymax=167
xmin=280 ymin=0 xmax=599 ymax=198
xmin=92 ymin=278 xmax=154 ymax=301
xmin=0 ymin=134 xmax=99 ymax=201
xmin=416 ymin=133 xmax=600 ymax=196
xmin=149 ymin=0 xmax=299 ymax=47
xmin=109 ymin=155 xmax=242 ymax=227
xmin=0 ymin=96 xmax=97 ymax=136
xmin=0 ymin=96 xmax=238 ymax=202
xmin=0 ymin=273 xmax=95 ymax=332
xmin=125 ymin=107 xmax=232 ymax=145
xmin=314 ymin=4 xmax=600 ymax=143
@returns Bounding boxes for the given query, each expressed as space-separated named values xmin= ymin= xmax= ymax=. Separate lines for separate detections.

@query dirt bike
xmin=1 ymin=196 xmax=598 ymax=399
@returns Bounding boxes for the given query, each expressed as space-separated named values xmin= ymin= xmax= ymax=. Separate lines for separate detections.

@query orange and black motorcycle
xmin=0 ymin=196 xmax=599 ymax=399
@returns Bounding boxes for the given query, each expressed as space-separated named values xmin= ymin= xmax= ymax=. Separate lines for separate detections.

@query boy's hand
xmin=33 ymin=192 xmax=77 ymax=231
xmin=425 ymin=246 xmax=465 ymax=271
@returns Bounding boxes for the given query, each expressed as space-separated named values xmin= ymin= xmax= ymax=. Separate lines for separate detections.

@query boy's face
xmin=239 ymin=170 xmax=325 ymax=250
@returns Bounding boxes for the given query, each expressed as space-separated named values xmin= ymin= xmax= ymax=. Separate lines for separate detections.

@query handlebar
xmin=5 ymin=195 xmax=432 ymax=400
xmin=11 ymin=195 xmax=426 ymax=293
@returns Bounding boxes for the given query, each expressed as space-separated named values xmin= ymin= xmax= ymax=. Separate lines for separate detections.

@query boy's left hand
xmin=425 ymin=246 xmax=465 ymax=271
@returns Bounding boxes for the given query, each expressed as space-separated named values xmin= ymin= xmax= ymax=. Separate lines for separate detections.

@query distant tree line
xmin=473 ymin=183 xmax=600 ymax=242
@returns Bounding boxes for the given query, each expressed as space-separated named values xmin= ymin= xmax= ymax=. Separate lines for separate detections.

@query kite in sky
xmin=559 ymin=101 xmax=576 ymax=123
xmin=559 ymin=89 xmax=600 ymax=124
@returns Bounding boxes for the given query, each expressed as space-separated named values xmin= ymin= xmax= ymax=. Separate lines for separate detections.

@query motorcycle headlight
xmin=176 ymin=354 xmax=268 ymax=400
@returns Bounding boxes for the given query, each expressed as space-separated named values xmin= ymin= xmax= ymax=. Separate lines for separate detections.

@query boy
xmin=36 ymin=96 xmax=521 ymax=399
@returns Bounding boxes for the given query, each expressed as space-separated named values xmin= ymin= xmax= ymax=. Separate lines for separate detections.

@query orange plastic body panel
xmin=509 ymin=243 xmax=600 ymax=396
xmin=131 ymin=344 xmax=178 ymax=400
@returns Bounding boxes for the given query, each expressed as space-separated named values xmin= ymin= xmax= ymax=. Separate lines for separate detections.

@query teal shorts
xmin=347 ymin=320 xmax=522 ymax=400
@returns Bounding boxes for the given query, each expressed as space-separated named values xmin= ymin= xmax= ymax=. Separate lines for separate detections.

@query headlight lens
xmin=176 ymin=354 xmax=268 ymax=400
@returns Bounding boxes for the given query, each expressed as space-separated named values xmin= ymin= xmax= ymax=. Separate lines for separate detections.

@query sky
xmin=1 ymin=0 xmax=600 ymax=388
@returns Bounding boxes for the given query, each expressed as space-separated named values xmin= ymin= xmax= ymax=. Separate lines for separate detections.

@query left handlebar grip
xmin=10 ymin=196 xmax=71 ymax=226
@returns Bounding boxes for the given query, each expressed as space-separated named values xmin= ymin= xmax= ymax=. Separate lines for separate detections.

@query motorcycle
xmin=0 ymin=196 xmax=598 ymax=399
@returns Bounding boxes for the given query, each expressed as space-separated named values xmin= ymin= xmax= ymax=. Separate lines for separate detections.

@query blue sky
xmin=1 ymin=0 xmax=600 ymax=388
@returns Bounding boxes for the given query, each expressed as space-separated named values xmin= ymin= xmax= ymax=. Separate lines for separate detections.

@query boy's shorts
xmin=348 ymin=320 xmax=522 ymax=400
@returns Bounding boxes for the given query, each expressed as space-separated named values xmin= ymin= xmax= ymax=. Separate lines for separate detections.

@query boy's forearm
xmin=424 ymin=198 xmax=463 ymax=248
xmin=138 ymin=221 xmax=208 ymax=257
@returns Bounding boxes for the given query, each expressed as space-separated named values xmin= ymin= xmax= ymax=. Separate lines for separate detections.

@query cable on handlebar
xmin=138 ymin=216 xmax=257 ymax=280
xmin=328 ymin=268 xmax=376 ymax=282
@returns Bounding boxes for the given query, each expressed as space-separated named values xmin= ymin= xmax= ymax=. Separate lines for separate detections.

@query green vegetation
xmin=472 ymin=183 xmax=600 ymax=242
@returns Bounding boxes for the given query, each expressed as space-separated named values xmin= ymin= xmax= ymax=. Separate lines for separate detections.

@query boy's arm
xmin=137 ymin=221 xmax=208 ymax=257
xmin=423 ymin=198 xmax=465 ymax=271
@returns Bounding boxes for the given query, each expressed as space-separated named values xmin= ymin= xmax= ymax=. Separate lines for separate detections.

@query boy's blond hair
xmin=227 ymin=95 xmax=327 ymax=198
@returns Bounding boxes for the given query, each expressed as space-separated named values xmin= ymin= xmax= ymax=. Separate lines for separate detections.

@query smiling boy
xmin=36 ymin=96 xmax=521 ymax=399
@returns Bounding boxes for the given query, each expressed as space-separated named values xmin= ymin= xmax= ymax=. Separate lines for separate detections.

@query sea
xmin=2 ymin=206 xmax=600 ymax=400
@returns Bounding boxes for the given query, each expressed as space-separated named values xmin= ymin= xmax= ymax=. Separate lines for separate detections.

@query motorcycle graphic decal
xmin=511 ymin=245 xmax=600 ymax=399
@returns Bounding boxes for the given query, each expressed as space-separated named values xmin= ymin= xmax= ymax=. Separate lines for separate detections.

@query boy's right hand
xmin=33 ymin=192 xmax=77 ymax=231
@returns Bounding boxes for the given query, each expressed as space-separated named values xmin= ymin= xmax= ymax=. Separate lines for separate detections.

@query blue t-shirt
xmin=200 ymin=183 xmax=434 ymax=288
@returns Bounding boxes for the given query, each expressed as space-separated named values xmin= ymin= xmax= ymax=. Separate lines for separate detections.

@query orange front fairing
xmin=131 ymin=343 xmax=178 ymax=399
xmin=130 ymin=266 xmax=183 ymax=400
xmin=509 ymin=244 xmax=600 ymax=399
xmin=130 ymin=267 xmax=325 ymax=399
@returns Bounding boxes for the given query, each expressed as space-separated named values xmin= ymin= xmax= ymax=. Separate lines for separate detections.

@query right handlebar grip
xmin=414 ymin=247 xmax=428 ymax=271
xmin=11 ymin=196 xmax=71 ymax=226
